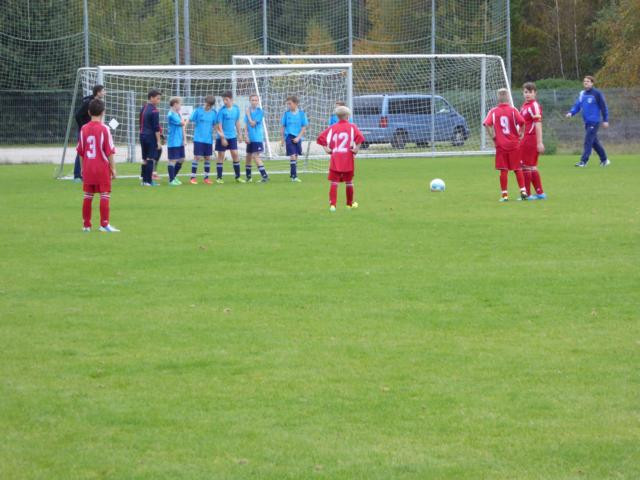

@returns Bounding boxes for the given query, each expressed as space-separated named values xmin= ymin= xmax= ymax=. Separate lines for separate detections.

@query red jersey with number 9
xmin=483 ymin=103 xmax=525 ymax=151
xmin=76 ymin=120 xmax=116 ymax=185
xmin=316 ymin=120 xmax=365 ymax=172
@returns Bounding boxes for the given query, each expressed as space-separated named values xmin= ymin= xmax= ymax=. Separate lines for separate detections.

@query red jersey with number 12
xmin=483 ymin=103 xmax=525 ymax=151
xmin=76 ymin=120 xmax=116 ymax=185
xmin=316 ymin=120 xmax=365 ymax=172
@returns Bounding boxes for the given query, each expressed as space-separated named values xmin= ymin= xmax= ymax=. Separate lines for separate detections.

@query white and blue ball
xmin=429 ymin=178 xmax=445 ymax=192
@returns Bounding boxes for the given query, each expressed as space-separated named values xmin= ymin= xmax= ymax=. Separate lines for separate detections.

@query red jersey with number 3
xmin=76 ymin=121 xmax=116 ymax=185
xmin=483 ymin=103 xmax=525 ymax=151
xmin=316 ymin=120 xmax=365 ymax=172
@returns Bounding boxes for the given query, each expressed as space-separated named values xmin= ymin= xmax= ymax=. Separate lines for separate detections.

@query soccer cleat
xmin=169 ymin=178 xmax=181 ymax=186
xmin=329 ymin=205 xmax=336 ymax=212
xmin=82 ymin=227 xmax=91 ymax=232
xmin=291 ymin=177 xmax=302 ymax=183
xmin=189 ymin=177 xmax=197 ymax=185
xmin=203 ymin=178 xmax=213 ymax=185
xmin=526 ymin=195 xmax=538 ymax=201
xmin=600 ymin=159 xmax=610 ymax=167
xmin=246 ymin=177 xmax=253 ymax=183
xmin=536 ymin=193 xmax=547 ymax=200
xmin=216 ymin=178 xmax=224 ymax=184
xmin=152 ymin=172 xmax=159 ymax=180
xmin=73 ymin=178 xmax=82 ymax=183
xmin=499 ymin=196 xmax=509 ymax=202
xmin=575 ymin=161 xmax=587 ymax=167
xmin=347 ymin=202 xmax=359 ymax=210
xmin=142 ymin=182 xmax=153 ymax=187
xmin=150 ymin=181 xmax=161 ymax=187
xmin=174 ymin=177 xmax=182 ymax=185
xmin=260 ymin=177 xmax=270 ymax=183
xmin=519 ymin=191 xmax=529 ymax=201
xmin=99 ymin=224 xmax=120 ymax=233
xmin=235 ymin=177 xmax=246 ymax=183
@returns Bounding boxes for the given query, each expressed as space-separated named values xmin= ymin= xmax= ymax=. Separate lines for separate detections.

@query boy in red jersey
xmin=316 ymin=106 xmax=365 ymax=212
xmin=520 ymin=82 xmax=546 ymax=199
xmin=76 ymin=99 xmax=119 ymax=232
xmin=483 ymin=88 xmax=527 ymax=202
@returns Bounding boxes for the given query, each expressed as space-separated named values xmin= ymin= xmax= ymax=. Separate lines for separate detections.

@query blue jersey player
xmin=566 ymin=75 xmax=610 ymax=168
xmin=328 ymin=101 xmax=349 ymax=126
xmin=215 ymin=91 xmax=244 ymax=184
xmin=244 ymin=94 xmax=269 ymax=182
xmin=139 ymin=89 xmax=162 ymax=186
xmin=281 ymin=95 xmax=308 ymax=182
xmin=166 ymin=97 xmax=188 ymax=186
xmin=189 ymin=95 xmax=217 ymax=184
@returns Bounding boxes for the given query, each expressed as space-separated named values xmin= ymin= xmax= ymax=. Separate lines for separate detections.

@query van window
xmin=353 ymin=98 xmax=383 ymax=116
xmin=388 ymin=98 xmax=431 ymax=115
xmin=435 ymin=98 xmax=451 ymax=114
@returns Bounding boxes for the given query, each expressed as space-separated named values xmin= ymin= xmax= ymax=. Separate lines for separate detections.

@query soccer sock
xmin=258 ymin=165 xmax=268 ymax=178
xmin=168 ymin=163 xmax=175 ymax=181
xmin=246 ymin=165 xmax=252 ymax=179
xmin=191 ymin=161 xmax=198 ymax=177
xmin=216 ymin=163 xmax=223 ymax=179
xmin=346 ymin=182 xmax=354 ymax=206
xmin=515 ymin=170 xmax=526 ymax=191
xmin=499 ymin=169 xmax=508 ymax=194
xmin=329 ymin=182 xmax=338 ymax=206
xmin=174 ymin=162 xmax=183 ymax=176
xmin=233 ymin=162 xmax=241 ymax=179
xmin=82 ymin=193 xmax=93 ymax=228
xmin=532 ymin=170 xmax=544 ymax=194
xmin=204 ymin=161 xmax=211 ymax=178
xmin=523 ymin=170 xmax=532 ymax=196
xmin=290 ymin=159 xmax=297 ymax=178
xmin=99 ymin=193 xmax=110 ymax=227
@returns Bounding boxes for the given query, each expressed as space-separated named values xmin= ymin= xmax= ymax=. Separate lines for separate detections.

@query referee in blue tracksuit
xmin=565 ymin=75 xmax=610 ymax=167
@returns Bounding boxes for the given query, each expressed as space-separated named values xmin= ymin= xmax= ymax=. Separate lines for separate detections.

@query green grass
xmin=1 ymin=156 xmax=638 ymax=479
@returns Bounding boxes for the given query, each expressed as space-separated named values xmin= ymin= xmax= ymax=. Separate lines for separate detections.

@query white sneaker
xmin=99 ymin=224 xmax=120 ymax=232
xmin=600 ymin=159 xmax=610 ymax=167
xmin=82 ymin=227 xmax=91 ymax=232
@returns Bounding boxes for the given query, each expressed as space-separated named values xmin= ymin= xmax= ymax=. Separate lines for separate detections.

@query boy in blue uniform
xmin=167 ymin=97 xmax=188 ymax=186
xmin=281 ymin=95 xmax=308 ymax=182
xmin=215 ymin=91 xmax=244 ymax=184
xmin=139 ymin=89 xmax=162 ymax=186
xmin=244 ymin=94 xmax=269 ymax=182
xmin=566 ymin=75 xmax=610 ymax=167
xmin=328 ymin=101 xmax=346 ymax=126
xmin=189 ymin=95 xmax=217 ymax=184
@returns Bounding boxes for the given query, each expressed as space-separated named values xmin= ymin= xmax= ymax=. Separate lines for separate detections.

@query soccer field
xmin=1 ymin=155 xmax=638 ymax=479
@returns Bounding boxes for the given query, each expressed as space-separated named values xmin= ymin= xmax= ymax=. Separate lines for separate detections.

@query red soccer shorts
xmin=520 ymin=141 xmax=539 ymax=167
xmin=495 ymin=149 xmax=522 ymax=171
xmin=328 ymin=170 xmax=354 ymax=182
xmin=83 ymin=183 xmax=111 ymax=194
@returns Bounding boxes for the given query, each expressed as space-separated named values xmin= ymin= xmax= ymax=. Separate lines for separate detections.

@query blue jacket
xmin=569 ymin=88 xmax=609 ymax=124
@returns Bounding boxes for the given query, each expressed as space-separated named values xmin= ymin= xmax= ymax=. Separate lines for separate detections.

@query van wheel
xmin=451 ymin=127 xmax=465 ymax=146
xmin=416 ymin=141 xmax=429 ymax=148
xmin=391 ymin=130 xmax=408 ymax=149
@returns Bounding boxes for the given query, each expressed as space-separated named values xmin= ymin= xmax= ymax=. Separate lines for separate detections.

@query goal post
xmin=57 ymin=63 xmax=353 ymax=178
xmin=233 ymin=54 xmax=511 ymax=158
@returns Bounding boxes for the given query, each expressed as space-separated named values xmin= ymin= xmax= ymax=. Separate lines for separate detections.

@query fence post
xmin=82 ymin=0 xmax=89 ymax=69
xmin=430 ymin=0 xmax=436 ymax=153
xmin=127 ymin=91 xmax=136 ymax=163
xmin=263 ymin=0 xmax=268 ymax=55
xmin=348 ymin=0 xmax=353 ymax=55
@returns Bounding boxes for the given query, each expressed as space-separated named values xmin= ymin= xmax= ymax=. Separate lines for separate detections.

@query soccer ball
xmin=430 ymin=178 xmax=445 ymax=192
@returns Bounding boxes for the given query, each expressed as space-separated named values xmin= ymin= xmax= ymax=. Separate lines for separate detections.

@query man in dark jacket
xmin=73 ymin=85 xmax=106 ymax=181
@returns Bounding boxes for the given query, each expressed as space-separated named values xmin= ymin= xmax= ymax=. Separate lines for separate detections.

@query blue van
xmin=352 ymin=94 xmax=469 ymax=149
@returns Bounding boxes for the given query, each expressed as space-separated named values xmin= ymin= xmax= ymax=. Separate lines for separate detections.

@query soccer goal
xmin=57 ymin=63 xmax=353 ymax=178
xmin=233 ymin=54 xmax=511 ymax=158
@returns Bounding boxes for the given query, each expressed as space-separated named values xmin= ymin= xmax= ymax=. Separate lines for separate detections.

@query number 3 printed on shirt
xmin=86 ymin=135 xmax=97 ymax=159
xmin=499 ymin=116 xmax=510 ymax=135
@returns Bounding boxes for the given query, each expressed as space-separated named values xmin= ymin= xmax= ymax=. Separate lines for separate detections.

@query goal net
xmin=233 ymin=54 xmax=511 ymax=158
xmin=58 ymin=63 xmax=352 ymax=178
